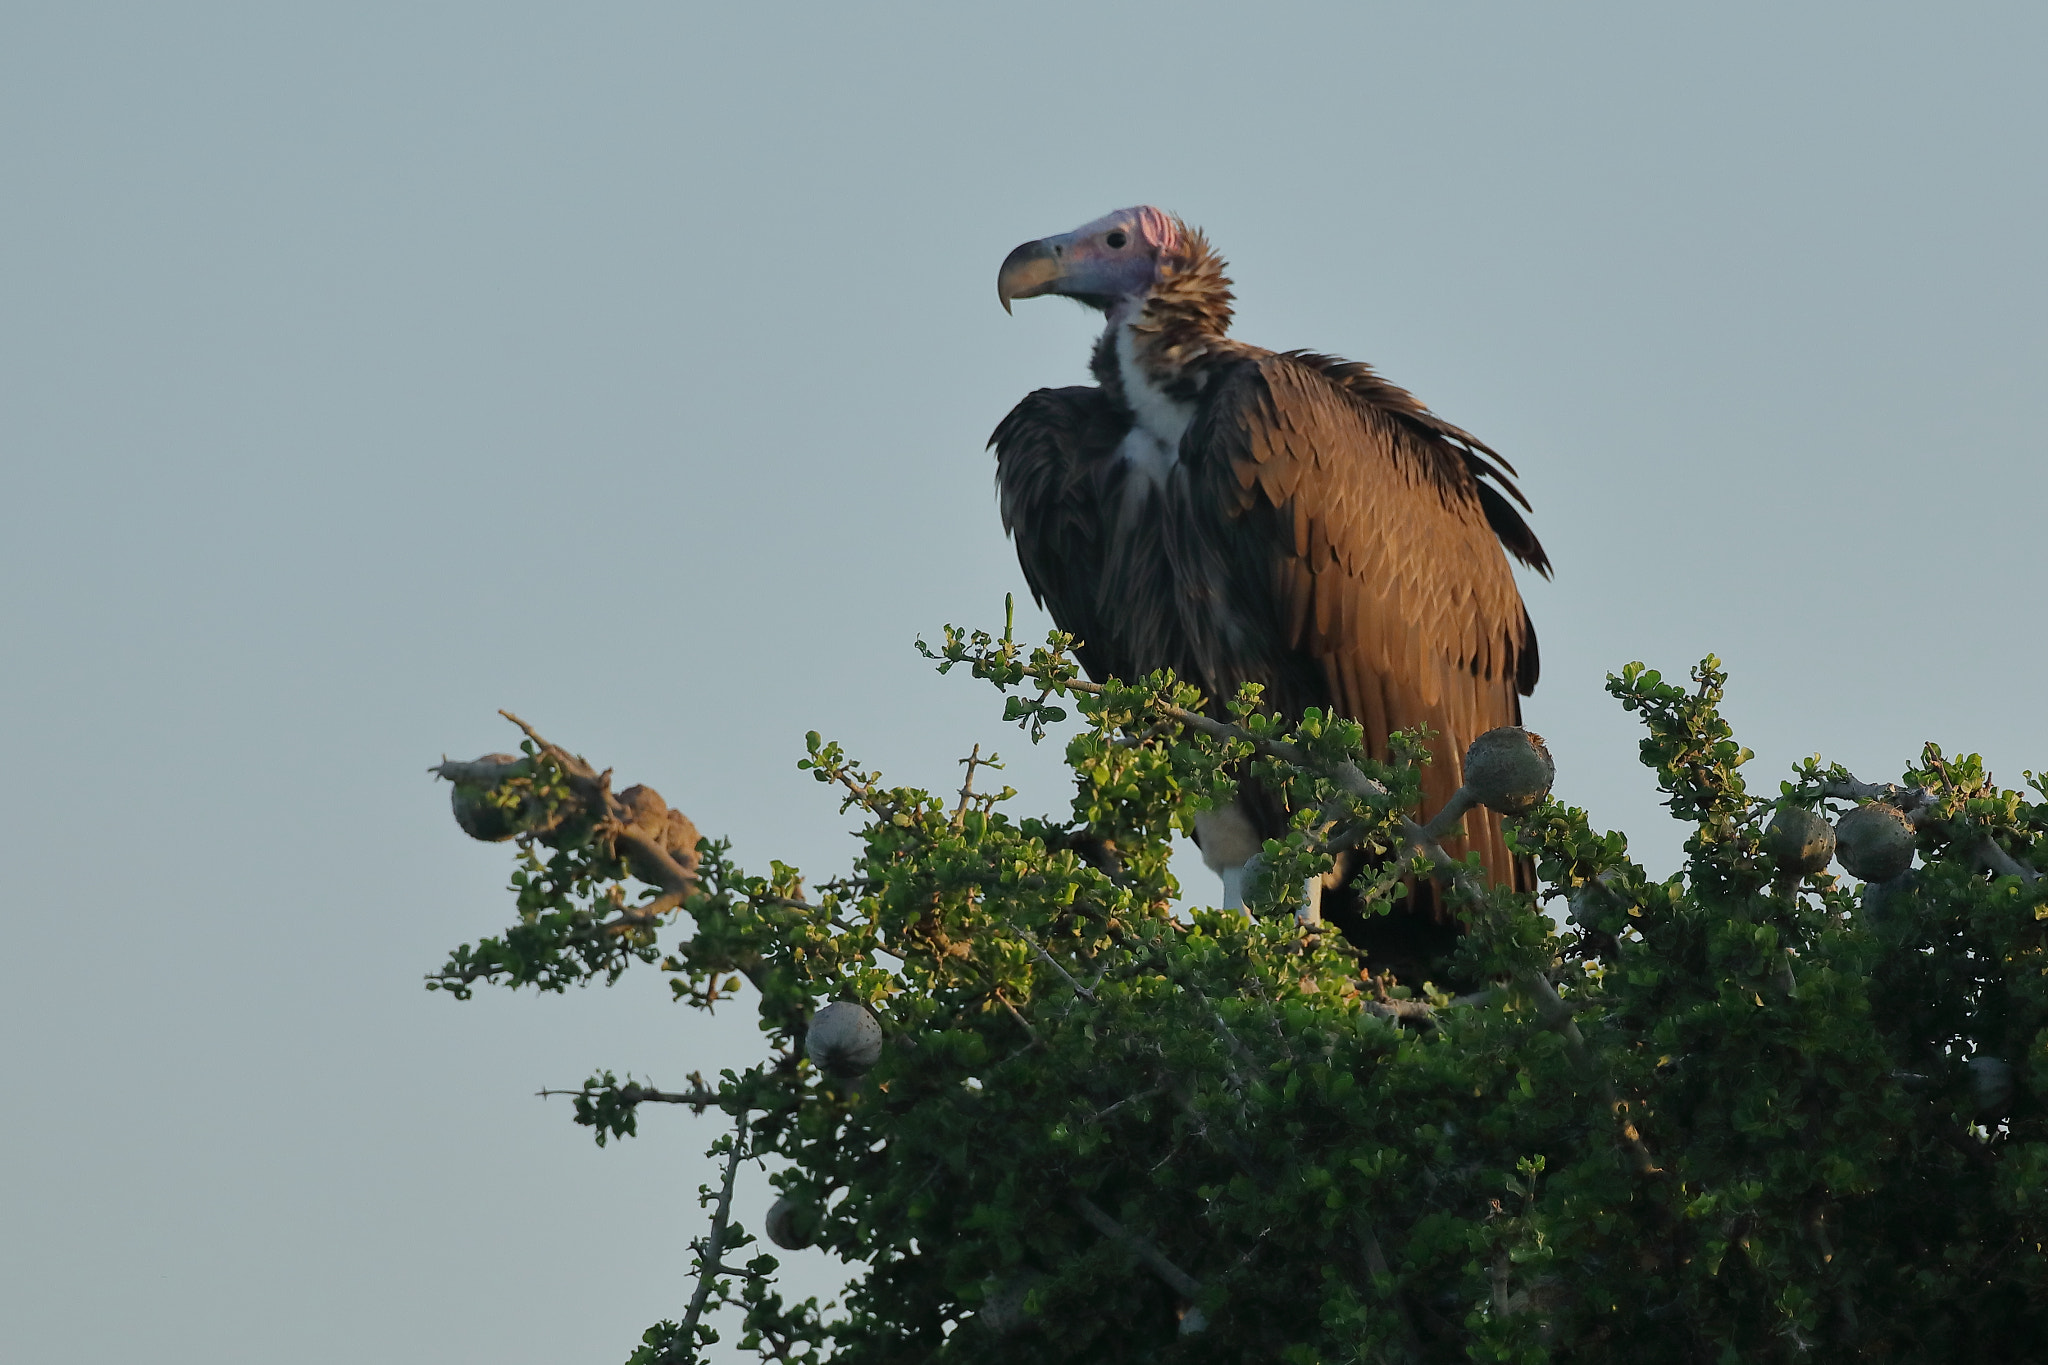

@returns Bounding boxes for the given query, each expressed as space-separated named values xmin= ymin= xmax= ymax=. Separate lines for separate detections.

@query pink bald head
xmin=997 ymin=206 xmax=1183 ymax=313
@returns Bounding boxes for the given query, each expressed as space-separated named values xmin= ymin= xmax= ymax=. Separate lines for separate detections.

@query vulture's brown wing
xmin=1187 ymin=353 xmax=1539 ymax=887
xmin=989 ymin=386 xmax=1134 ymax=683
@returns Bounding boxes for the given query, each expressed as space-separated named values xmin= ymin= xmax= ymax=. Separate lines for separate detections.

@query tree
xmin=429 ymin=609 xmax=2048 ymax=1363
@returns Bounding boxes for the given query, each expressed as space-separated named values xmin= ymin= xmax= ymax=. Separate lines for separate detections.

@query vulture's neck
xmin=1097 ymin=233 xmax=1240 ymax=455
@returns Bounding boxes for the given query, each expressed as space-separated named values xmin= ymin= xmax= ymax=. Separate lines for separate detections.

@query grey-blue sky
xmin=2 ymin=5 xmax=2042 ymax=1361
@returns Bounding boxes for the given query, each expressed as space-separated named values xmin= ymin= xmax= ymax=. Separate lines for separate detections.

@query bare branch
xmin=1416 ymin=784 xmax=1481 ymax=847
xmin=430 ymin=755 xmax=529 ymax=784
xmin=613 ymin=829 xmax=699 ymax=897
xmin=1965 ymin=834 xmax=2041 ymax=886
xmin=1358 ymin=1216 xmax=1425 ymax=1361
xmin=1016 ymin=926 xmax=1097 ymax=1003
xmin=706 ymin=1261 xmax=772 ymax=1282
xmin=1817 ymin=778 xmax=1937 ymax=823
xmin=953 ymin=743 xmax=986 ymax=825
xmin=995 ymin=992 xmax=1040 ymax=1047
xmin=497 ymin=710 xmax=599 ymax=780
xmin=1362 ymin=986 xmax=1498 ymax=1026
xmin=1070 ymin=1193 xmax=1202 ymax=1300
xmin=537 ymin=1083 xmax=722 ymax=1111
xmin=1177 ymin=979 xmax=1255 ymax=1090
xmin=1085 ymin=1082 xmax=1169 ymax=1126
xmin=674 ymin=1112 xmax=750 ymax=1362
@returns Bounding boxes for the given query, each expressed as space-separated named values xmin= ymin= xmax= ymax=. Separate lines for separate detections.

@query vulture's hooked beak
xmin=997 ymin=237 xmax=1066 ymax=314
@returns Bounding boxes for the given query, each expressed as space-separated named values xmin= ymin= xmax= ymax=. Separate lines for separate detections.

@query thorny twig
xmin=953 ymin=743 xmax=995 ymax=826
xmin=667 ymin=1111 xmax=751 ymax=1364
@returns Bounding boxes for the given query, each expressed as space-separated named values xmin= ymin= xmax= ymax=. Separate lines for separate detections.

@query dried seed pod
xmin=1763 ymin=805 xmax=1836 ymax=877
xmin=1836 ymin=803 xmax=1916 ymax=882
xmin=1461 ymin=727 xmax=1555 ymax=816
xmin=1969 ymin=1057 xmax=2014 ymax=1117
xmin=450 ymin=755 xmax=524 ymax=842
xmin=806 ymin=1001 xmax=883 ymax=1078
xmin=764 ymin=1195 xmax=817 ymax=1250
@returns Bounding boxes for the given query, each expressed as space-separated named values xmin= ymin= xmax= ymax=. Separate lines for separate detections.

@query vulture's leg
xmin=1192 ymin=800 xmax=1324 ymax=920
xmin=1192 ymin=801 xmax=1264 ymax=911
xmin=1299 ymin=874 xmax=1323 ymax=928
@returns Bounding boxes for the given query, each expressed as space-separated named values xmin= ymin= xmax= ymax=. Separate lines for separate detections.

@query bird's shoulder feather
xmin=987 ymin=385 xmax=1134 ymax=680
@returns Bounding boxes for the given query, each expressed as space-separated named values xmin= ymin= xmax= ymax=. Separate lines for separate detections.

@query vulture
xmin=990 ymin=206 xmax=1548 ymax=980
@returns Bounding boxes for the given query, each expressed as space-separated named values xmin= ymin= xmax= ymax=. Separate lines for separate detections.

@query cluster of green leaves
xmin=433 ymin=634 xmax=2048 ymax=1363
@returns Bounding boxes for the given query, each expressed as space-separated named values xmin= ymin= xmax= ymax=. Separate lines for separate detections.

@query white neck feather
xmin=1112 ymin=318 xmax=1196 ymax=451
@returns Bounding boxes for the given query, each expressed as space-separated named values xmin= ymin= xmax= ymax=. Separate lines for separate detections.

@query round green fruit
xmin=1462 ymin=727 xmax=1555 ymax=816
xmin=1764 ymin=805 xmax=1836 ymax=877
xmin=450 ymin=755 xmax=523 ymax=842
xmin=1835 ymin=802 xmax=1916 ymax=882
xmin=806 ymin=1001 xmax=883 ymax=1078
xmin=764 ymin=1195 xmax=817 ymax=1250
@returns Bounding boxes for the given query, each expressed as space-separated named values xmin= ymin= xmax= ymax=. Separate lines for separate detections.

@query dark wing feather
xmin=1475 ymin=482 xmax=1552 ymax=588
xmin=1185 ymin=353 xmax=1539 ymax=889
xmin=988 ymin=386 xmax=1133 ymax=682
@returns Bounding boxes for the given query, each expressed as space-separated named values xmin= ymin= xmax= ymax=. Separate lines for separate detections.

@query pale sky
xmin=3 ymin=5 xmax=2044 ymax=1361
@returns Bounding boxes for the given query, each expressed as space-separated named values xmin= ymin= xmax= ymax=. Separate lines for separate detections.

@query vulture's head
xmin=997 ymin=206 xmax=1185 ymax=314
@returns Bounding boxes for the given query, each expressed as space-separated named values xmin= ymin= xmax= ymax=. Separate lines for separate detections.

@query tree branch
xmin=538 ymin=1083 xmax=722 ymax=1111
xmin=430 ymin=754 xmax=530 ymax=784
xmin=1820 ymin=775 xmax=2040 ymax=884
xmin=1816 ymin=776 xmax=1932 ymax=814
xmin=995 ymin=992 xmax=1040 ymax=1047
xmin=1085 ymin=1082 xmax=1169 ymax=1126
xmin=497 ymin=709 xmax=600 ymax=780
xmin=1070 ymin=1193 xmax=1203 ymax=1300
xmin=1358 ymin=1216 xmax=1425 ymax=1361
xmin=671 ymin=1113 xmax=750 ymax=1363
xmin=953 ymin=743 xmax=989 ymax=825
xmin=1964 ymin=834 xmax=2041 ymax=886
xmin=1016 ymin=926 xmax=1097 ymax=1003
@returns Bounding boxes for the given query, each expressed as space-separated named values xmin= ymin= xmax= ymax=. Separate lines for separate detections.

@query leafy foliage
xmin=432 ymin=626 xmax=2048 ymax=1363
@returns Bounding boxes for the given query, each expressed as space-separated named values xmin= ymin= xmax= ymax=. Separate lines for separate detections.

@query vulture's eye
xmin=1105 ymin=230 xmax=1128 ymax=249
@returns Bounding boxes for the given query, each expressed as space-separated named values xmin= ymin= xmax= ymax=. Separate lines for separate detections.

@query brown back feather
xmin=1185 ymin=352 xmax=1538 ymax=891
